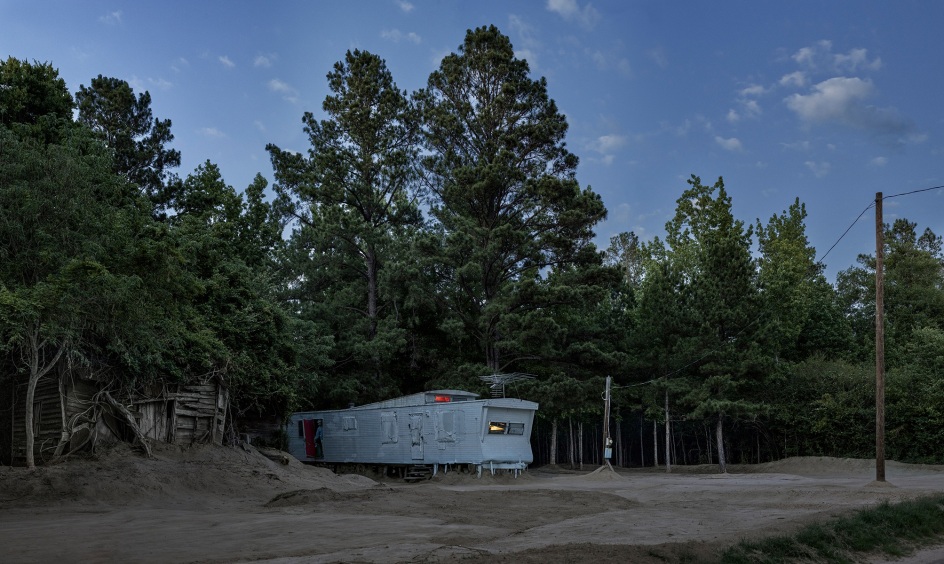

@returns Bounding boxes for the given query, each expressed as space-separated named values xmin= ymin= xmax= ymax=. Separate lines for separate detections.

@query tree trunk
xmin=102 ymin=391 xmax=152 ymax=458
xmin=549 ymin=418 xmax=558 ymax=466
xmin=615 ymin=419 xmax=622 ymax=467
xmin=24 ymin=331 xmax=65 ymax=470
xmin=366 ymin=246 xmax=378 ymax=341
xmin=568 ymin=418 xmax=575 ymax=469
xmin=577 ymin=421 xmax=584 ymax=470
xmin=639 ymin=416 xmax=645 ymax=466
xmin=365 ymin=246 xmax=382 ymax=384
xmin=715 ymin=414 xmax=727 ymax=474
xmin=53 ymin=374 xmax=70 ymax=458
xmin=664 ymin=388 xmax=672 ymax=473
xmin=653 ymin=420 xmax=658 ymax=468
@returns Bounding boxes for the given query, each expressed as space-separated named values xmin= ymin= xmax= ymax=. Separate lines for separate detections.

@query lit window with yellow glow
xmin=488 ymin=421 xmax=508 ymax=434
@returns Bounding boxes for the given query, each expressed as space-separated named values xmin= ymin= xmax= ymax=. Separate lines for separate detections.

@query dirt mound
xmin=266 ymin=487 xmax=362 ymax=507
xmin=747 ymin=456 xmax=944 ymax=477
xmin=4 ymin=452 xmax=944 ymax=563
xmin=0 ymin=441 xmax=377 ymax=509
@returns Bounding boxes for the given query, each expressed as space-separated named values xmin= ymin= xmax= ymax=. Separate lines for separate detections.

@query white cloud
xmin=834 ymin=47 xmax=882 ymax=72
xmin=219 ymin=55 xmax=235 ymax=68
xmin=781 ymin=140 xmax=812 ymax=152
xmin=268 ymin=78 xmax=299 ymax=103
xmin=779 ymin=71 xmax=807 ymax=88
xmin=171 ymin=57 xmax=190 ymax=73
xmin=715 ymin=136 xmax=743 ymax=151
xmin=743 ymin=99 xmax=761 ymax=116
xmin=785 ymin=77 xmax=871 ymax=123
xmin=268 ymin=79 xmax=293 ymax=93
xmin=128 ymin=76 xmax=145 ymax=93
xmin=509 ymin=15 xmax=541 ymax=69
xmin=381 ymin=29 xmax=422 ymax=44
xmin=148 ymin=77 xmax=172 ymax=91
xmin=791 ymin=40 xmax=881 ymax=73
xmin=99 ymin=11 xmax=121 ymax=25
xmin=616 ymin=58 xmax=632 ymax=77
xmin=199 ymin=127 xmax=226 ymax=138
xmin=396 ymin=0 xmax=414 ymax=12
xmin=254 ymin=54 xmax=274 ymax=68
xmin=516 ymin=48 xmax=539 ymax=68
xmin=785 ymin=77 xmax=914 ymax=138
xmin=740 ymin=84 xmax=765 ymax=97
xmin=870 ymin=156 xmax=888 ymax=166
xmin=587 ymin=134 xmax=626 ymax=165
xmin=594 ymin=134 xmax=627 ymax=154
xmin=546 ymin=0 xmax=600 ymax=29
xmin=647 ymin=47 xmax=668 ymax=68
xmin=728 ymin=90 xmax=762 ymax=123
xmin=805 ymin=160 xmax=831 ymax=177
xmin=253 ymin=120 xmax=266 ymax=133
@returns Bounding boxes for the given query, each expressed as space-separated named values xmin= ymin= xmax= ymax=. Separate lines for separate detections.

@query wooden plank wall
xmin=2 ymin=376 xmax=230 ymax=465
xmin=8 ymin=376 xmax=63 ymax=465
xmin=170 ymin=384 xmax=226 ymax=446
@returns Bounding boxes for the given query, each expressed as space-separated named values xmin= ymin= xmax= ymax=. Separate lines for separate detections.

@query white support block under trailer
xmin=286 ymin=389 xmax=538 ymax=479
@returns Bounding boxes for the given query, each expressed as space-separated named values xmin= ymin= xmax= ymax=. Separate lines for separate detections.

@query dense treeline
xmin=2 ymin=26 xmax=942 ymax=468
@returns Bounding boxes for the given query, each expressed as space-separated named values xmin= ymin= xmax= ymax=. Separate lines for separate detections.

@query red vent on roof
xmin=434 ymin=395 xmax=452 ymax=402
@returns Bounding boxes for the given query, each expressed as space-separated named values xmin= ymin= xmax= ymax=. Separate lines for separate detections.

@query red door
xmin=303 ymin=419 xmax=316 ymax=457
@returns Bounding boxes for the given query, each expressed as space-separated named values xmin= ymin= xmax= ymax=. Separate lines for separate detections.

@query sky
xmin=3 ymin=1 xmax=943 ymax=280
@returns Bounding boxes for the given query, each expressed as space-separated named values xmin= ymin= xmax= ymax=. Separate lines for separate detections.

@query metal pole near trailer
xmin=602 ymin=376 xmax=613 ymax=470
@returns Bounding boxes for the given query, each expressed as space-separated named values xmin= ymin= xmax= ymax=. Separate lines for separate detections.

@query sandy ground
xmin=1 ymin=443 xmax=943 ymax=563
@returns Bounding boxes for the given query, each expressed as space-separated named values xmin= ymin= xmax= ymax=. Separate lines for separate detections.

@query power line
xmin=817 ymin=201 xmax=874 ymax=265
xmin=883 ymin=184 xmax=944 ymax=200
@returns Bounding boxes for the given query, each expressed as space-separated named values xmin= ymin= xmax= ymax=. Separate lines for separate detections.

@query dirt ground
xmin=2 ymin=443 xmax=943 ymax=563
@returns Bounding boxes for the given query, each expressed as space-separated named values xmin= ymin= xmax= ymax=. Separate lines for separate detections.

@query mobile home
xmin=286 ymin=389 xmax=538 ymax=477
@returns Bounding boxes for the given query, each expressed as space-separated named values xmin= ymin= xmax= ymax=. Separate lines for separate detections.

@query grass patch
xmin=719 ymin=494 xmax=944 ymax=563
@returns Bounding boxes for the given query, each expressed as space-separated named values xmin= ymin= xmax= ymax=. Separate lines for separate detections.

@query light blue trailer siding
xmin=286 ymin=390 xmax=538 ymax=470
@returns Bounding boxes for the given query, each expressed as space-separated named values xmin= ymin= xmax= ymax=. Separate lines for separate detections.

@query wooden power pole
xmin=875 ymin=192 xmax=886 ymax=483
xmin=602 ymin=376 xmax=612 ymax=468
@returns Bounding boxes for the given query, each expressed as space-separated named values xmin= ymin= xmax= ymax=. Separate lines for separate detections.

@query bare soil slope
xmin=2 ymin=443 xmax=943 ymax=563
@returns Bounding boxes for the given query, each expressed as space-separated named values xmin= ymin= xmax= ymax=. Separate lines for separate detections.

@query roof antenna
xmin=478 ymin=373 xmax=535 ymax=398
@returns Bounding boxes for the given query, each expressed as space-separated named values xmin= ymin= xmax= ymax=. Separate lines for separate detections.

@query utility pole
xmin=602 ymin=376 xmax=612 ymax=468
xmin=665 ymin=387 xmax=672 ymax=473
xmin=875 ymin=192 xmax=886 ymax=483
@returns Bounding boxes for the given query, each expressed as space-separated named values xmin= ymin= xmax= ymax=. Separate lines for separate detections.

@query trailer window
xmin=381 ymin=412 xmax=398 ymax=443
xmin=488 ymin=421 xmax=508 ymax=434
xmin=507 ymin=422 xmax=525 ymax=435
xmin=342 ymin=416 xmax=358 ymax=431
xmin=437 ymin=411 xmax=457 ymax=442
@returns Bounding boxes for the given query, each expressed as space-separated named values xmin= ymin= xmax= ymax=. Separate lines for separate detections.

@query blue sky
xmin=3 ymin=1 xmax=942 ymax=280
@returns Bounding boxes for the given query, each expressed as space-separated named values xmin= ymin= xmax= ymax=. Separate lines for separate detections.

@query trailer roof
xmin=352 ymin=390 xmax=480 ymax=410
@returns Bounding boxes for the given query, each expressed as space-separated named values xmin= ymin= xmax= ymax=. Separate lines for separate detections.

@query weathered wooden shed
xmin=0 ymin=368 xmax=229 ymax=466
xmin=286 ymin=389 xmax=538 ymax=476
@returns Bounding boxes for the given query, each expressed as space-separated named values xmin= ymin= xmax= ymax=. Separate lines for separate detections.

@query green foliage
xmin=161 ymin=162 xmax=311 ymax=416
xmin=75 ymin=75 xmax=181 ymax=207
xmin=0 ymin=57 xmax=73 ymax=127
xmin=837 ymin=219 xmax=944 ymax=365
xmin=267 ymin=49 xmax=422 ymax=405
xmin=756 ymin=199 xmax=850 ymax=362
xmin=417 ymin=25 xmax=608 ymax=373
xmin=658 ymin=176 xmax=764 ymax=459
xmin=720 ymin=494 xmax=944 ymax=563
xmin=7 ymin=33 xmax=944 ymax=466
